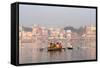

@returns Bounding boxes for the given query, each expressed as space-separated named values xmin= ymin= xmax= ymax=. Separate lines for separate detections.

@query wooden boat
xmin=48 ymin=42 xmax=62 ymax=51
xmin=48 ymin=47 xmax=62 ymax=51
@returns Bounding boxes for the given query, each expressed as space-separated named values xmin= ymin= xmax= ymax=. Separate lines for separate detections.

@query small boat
xmin=67 ymin=46 xmax=73 ymax=49
xmin=67 ymin=43 xmax=73 ymax=49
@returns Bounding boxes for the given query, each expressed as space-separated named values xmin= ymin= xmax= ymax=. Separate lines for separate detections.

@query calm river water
xmin=19 ymin=39 xmax=96 ymax=64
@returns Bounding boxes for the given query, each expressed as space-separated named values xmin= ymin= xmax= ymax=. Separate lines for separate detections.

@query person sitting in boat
xmin=48 ymin=42 xmax=56 ymax=48
xmin=48 ymin=42 xmax=52 ymax=48
xmin=56 ymin=42 xmax=62 ymax=48
xmin=59 ymin=42 xmax=62 ymax=48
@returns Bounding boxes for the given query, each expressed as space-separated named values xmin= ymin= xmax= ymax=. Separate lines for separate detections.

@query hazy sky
xmin=19 ymin=4 xmax=96 ymax=28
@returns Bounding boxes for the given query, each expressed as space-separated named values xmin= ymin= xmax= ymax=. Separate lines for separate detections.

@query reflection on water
xmin=19 ymin=39 xmax=96 ymax=64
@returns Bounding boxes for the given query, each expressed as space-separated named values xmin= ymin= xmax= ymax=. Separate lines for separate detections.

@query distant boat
xmin=67 ymin=46 xmax=73 ymax=49
xmin=67 ymin=43 xmax=73 ymax=49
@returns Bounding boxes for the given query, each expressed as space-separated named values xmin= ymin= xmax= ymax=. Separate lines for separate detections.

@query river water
xmin=19 ymin=39 xmax=96 ymax=64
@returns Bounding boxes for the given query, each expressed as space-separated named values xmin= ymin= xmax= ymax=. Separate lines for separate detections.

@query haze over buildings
xmin=19 ymin=4 xmax=96 ymax=28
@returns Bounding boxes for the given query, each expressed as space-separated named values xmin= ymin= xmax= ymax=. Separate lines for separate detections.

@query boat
xmin=67 ymin=43 xmax=73 ymax=49
xmin=48 ymin=42 xmax=62 ymax=51
xmin=67 ymin=46 xmax=73 ymax=49
xmin=48 ymin=48 xmax=62 ymax=51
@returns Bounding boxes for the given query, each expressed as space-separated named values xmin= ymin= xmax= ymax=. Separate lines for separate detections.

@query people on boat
xmin=48 ymin=42 xmax=55 ymax=48
xmin=48 ymin=42 xmax=52 ymax=48
xmin=48 ymin=42 xmax=62 ymax=48
xmin=56 ymin=42 xmax=62 ymax=48
xmin=59 ymin=42 xmax=62 ymax=48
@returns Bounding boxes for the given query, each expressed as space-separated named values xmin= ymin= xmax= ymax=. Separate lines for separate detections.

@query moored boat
xmin=67 ymin=46 xmax=73 ymax=49
xmin=67 ymin=43 xmax=73 ymax=49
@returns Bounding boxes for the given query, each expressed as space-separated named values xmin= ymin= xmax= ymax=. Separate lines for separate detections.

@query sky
xmin=19 ymin=4 xmax=96 ymax=28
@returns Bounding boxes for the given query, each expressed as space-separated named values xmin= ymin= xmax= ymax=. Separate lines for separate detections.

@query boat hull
xmin=67 ymin=47 xmax=73 ymax=49
xmin=48 ymin=48 xmax=62 ymax=51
